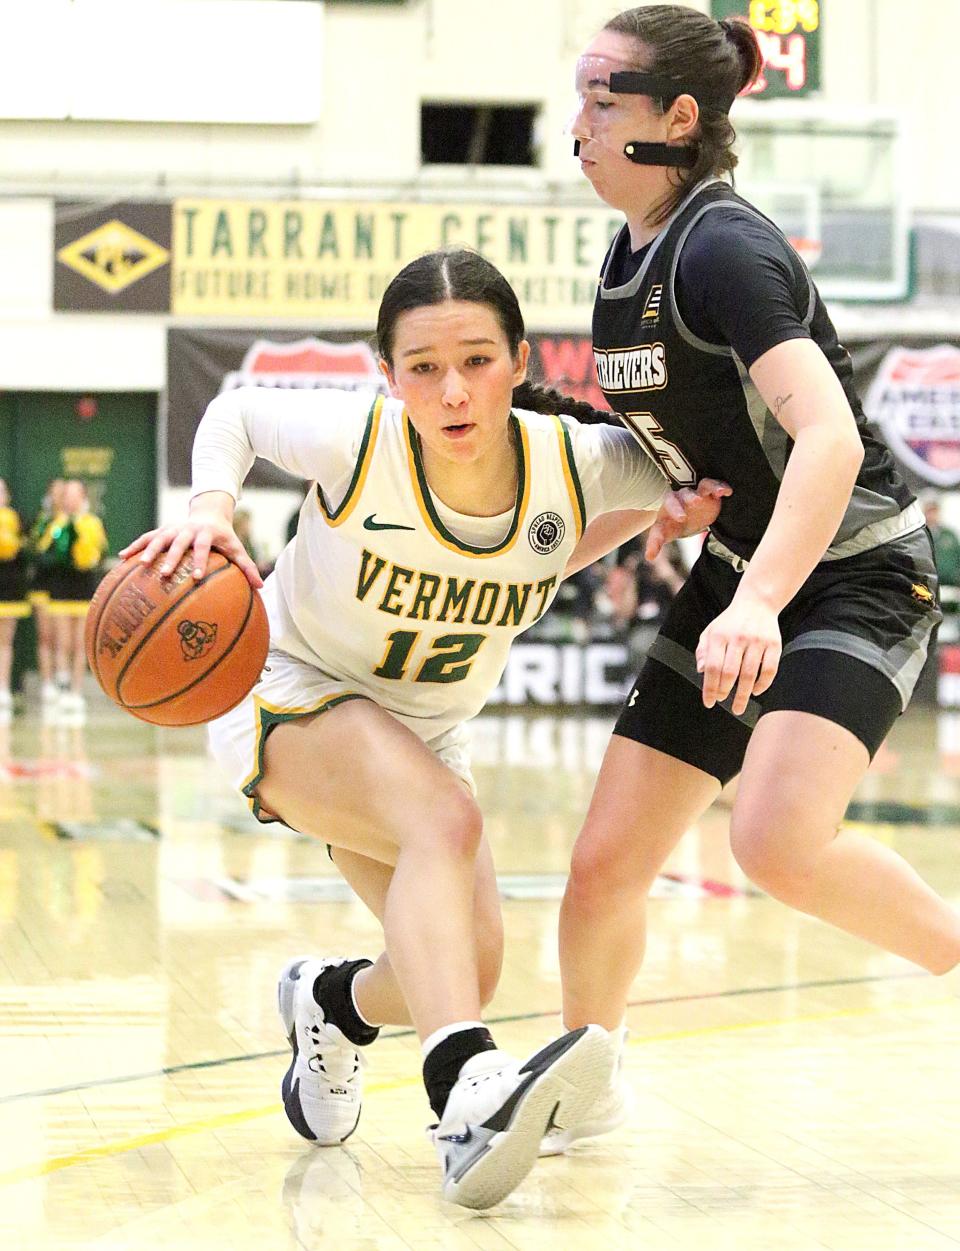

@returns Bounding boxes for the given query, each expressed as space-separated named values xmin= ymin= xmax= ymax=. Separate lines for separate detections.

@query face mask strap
xmin=623 ymin=141 xmax=697 ymax=167
xmin=573 ymin=57 xmax=729 ymax=169
xmin=608 ymin=70 xmax=735 ymax=115
xmin=574 ymin=136 xmax=696 ymax=166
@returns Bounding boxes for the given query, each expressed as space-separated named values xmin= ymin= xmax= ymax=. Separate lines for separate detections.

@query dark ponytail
xmin=718 ymin=17 xmax=764 ymax=95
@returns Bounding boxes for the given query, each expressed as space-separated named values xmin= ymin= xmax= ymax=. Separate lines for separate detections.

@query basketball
xmin=84 ymin=551 xmax=269 ymax=726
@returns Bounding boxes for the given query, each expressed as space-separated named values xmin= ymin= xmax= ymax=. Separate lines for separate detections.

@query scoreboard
xmin=710 ymin=1 xmax=822 ymax=99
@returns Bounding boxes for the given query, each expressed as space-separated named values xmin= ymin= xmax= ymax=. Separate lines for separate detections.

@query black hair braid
xmin=512 ymin=381 xmax=622 ymax=427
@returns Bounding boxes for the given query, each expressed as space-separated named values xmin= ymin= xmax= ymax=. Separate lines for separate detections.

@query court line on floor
xmin=0 ymin=969 xmax=926 ymax=1109
xmin=0 ymin=984 xmax=951 ymax=1190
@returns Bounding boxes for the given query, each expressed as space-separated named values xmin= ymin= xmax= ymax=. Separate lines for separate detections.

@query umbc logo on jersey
xmin=641 ymin=284 xmax=663 ymax=322
xmin=57 ymin=220 xmax=170 ymax=294
xmin=594 ymin=343 xmax=667 ymax=393
xmin=177 ymin=619 xmax=218 ymax=661
xmin=528 ymin=512 xmax=566 ymax=555
xmin=865 ymin=345 xmax=960 ymax=486
xmin=220 ymin=337 xmax=387 ymax=394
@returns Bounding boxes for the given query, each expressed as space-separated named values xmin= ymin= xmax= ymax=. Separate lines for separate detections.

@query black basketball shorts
xmin=615 ymin=527 xmax=942 ymax=784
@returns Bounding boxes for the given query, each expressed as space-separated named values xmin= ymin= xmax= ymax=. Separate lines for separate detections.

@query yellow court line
xmin=0 ymin=1077 xmax=415 ymax=1188
xmin=1 ymin=996 xmax=953 ymax=1189
xmin=627 ymin=995 xmax=957 ymax=1047
xmin=0 ymin=1102 xmax=279 ymax=1187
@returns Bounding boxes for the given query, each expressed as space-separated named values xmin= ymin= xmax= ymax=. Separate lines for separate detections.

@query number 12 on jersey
xmin=622 ymin=411 xmax=697 ymax=486
xmin=374 ymin=630 xmax=486 ymax=683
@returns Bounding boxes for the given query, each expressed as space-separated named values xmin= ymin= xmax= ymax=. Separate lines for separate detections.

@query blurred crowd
xmin=524 ymin=487 xmax=960 ymax=671
xmin=0 ymin=476 xmax=108 ymax=723
xmin=1 ymin=483 xmax=955 ymax=726
xmin=923 ymin=493 xmax=960 ymax=589
xmin=526 ymin=532 xmax=693 ymax=666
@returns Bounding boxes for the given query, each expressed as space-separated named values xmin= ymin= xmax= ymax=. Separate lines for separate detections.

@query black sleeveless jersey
xmin=593 ymin=179 xmax=915 ymax=562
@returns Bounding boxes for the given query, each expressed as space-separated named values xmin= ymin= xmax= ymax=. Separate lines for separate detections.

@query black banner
xmin=55 ymin=201 xmax=173 ymax=312
xmin=167 ymin=327 xmax=388 ymax=487
xmin=165 ymin=326 xmax=614 ymax=487
xmin=526 ymin=332 xmax=960 ymax=493
xmin=165 ymin=326 xmax=960 ymax=492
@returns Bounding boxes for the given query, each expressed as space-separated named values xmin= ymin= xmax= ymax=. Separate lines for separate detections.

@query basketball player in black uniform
xmin=546 ymin=5 xmax=960 ymax=1152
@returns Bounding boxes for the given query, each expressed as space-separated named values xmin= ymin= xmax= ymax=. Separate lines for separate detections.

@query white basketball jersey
xmin=266 ymin=396 xmax=597 ymax=736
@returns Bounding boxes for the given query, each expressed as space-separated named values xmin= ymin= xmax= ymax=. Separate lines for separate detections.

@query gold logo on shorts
xmin=911 ymin=582 xmax=934 ymax=604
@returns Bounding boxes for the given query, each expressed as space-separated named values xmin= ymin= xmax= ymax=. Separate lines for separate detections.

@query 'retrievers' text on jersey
xmin=593 ymin=179 xmax=919 ymax=568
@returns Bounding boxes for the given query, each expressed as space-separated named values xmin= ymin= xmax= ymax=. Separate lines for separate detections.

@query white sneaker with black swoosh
xmin=539 ymin=1025 xmax=632 ymax=1155
xmin=277 ymin=955 xmax=366 ymax=1146
xmin=431 ymin=1024 xmax=611 ymax=1209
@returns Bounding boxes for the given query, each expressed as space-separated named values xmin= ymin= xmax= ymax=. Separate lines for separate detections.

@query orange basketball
xmin=85 ymin=551 xmax=269 ymax=726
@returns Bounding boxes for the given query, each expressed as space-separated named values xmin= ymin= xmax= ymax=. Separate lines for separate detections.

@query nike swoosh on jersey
xmin=363 ymin=514 xmax=416 ymax=532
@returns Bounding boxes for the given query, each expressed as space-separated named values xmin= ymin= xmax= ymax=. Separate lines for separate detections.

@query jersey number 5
xmin=623 ymin=411 xmax=696 ymax=486
xmin=374 ymin=630 xmax=486 ymax=684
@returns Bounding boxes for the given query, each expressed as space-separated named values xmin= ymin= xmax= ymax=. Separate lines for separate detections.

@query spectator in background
xmin=29 ymin=477 xmax=66 ymax=710
xmin=605 ymin=535 xmax=686 ymax=636
xmin=922 ymin=493 xmax=960 ymax=587
xmin=285 ymin=484 xmax=310 ymax=544
xmin=232 ymin=507 xmax=261 ymax=566
xmin=234 ymin=506 xmax=277 ymax=579
xmin=0 ymin=479 xmax=30 ymax=720
xmin=557 ymin=564 xmax=603 ymax=643
xmin=38 ymin=479 xmax=108 ymax=723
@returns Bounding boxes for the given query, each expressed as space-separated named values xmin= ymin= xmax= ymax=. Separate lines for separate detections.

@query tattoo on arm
xmin=772 ymin=393 xmax=793 ymax=418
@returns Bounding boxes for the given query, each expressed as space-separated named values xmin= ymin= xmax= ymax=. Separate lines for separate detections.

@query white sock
xmin=421 ymin=1020 xmax=488 ymax=1061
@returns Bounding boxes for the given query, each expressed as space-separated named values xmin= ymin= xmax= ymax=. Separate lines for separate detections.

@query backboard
xmin=734 ymin=102 xmax=909 ymax=302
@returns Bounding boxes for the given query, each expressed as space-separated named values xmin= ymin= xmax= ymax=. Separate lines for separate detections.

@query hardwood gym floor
xmin=1 ymin=697 xmax=959 ymax=1250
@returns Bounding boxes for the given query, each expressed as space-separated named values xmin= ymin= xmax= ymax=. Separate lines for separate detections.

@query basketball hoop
xmin=789 ymin=236 xmax=823 ymax=269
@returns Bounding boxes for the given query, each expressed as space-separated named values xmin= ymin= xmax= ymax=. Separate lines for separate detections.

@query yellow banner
xmin=172 ymin=199 xmax=624 ymax=327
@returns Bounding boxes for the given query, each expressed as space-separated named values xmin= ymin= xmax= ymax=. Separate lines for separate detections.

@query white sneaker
xmin=539 ymin=1026 xmax=632 ymax=1155
xmin=277 ymin=956 xmax=367 ymax=1146
xmin=433 ymin=1023 xmax=610 ymax=1209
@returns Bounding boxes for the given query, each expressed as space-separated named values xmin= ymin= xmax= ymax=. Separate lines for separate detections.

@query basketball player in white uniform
xmin=122 ymin=248 xmax=726 ymax=1209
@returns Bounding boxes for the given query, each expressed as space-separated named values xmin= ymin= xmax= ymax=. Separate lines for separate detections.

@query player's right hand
xmin=645 ymin=478 xmax=731 ymax=561
xmin=696 ymin=592 xmax=781 ymax=715
xmin=118 ymin=496 xmax=263 ymax=590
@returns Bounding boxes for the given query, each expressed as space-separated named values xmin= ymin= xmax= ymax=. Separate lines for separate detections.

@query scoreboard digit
xmin=711 ymin=1 xmax=822 ymax=99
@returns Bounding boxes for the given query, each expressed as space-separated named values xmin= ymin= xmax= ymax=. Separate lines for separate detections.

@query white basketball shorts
xmin=207 ymin=646 xmax=476 ymax=823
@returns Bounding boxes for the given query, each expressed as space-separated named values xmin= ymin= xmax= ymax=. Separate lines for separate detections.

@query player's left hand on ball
xmin=696 ymin=594 xmax=781 ymax=716
xmin=645 ymin=478 xmax=731 ymax=560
